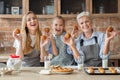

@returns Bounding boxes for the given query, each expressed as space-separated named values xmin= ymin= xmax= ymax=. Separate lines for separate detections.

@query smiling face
xmin=26 ymin=13 xmax=39 ymax=34
xmin=52 ymin=17 xmax=65 ymax=36
xmin=78 ymin=16 xmax=92 ymax=33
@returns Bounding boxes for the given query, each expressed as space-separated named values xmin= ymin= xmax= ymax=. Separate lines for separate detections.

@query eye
xmin=80 ymin=22 xmax=83 ymax=25
xmin=55 ymin=24 xmax=57 ymax=26
xmin=27 ymin=18 xmax=31 ymax=21
xmin=32 ymin=17 xmax=36 ymax=20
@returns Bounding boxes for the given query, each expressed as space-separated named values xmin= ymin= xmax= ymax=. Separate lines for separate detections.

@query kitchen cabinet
xmin=90 ymin=0 xmax=120 ymax=17
xmin=0 ymin=0 xmax=120 ymax=18
xmin=57 ymin=0 xmax=88 ymax=18
xmin=26 ymin=0 xmax=58 ymax=18
xmin=0 ymin=0 xmax=25 ymax=18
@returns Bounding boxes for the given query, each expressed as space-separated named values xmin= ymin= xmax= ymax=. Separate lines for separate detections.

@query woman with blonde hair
xmin=13 ymin=11 xmax=49 ymax=67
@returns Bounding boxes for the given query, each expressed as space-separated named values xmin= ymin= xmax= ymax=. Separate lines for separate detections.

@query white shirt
xmin=13 ymin=34 xmax=49 ymax=51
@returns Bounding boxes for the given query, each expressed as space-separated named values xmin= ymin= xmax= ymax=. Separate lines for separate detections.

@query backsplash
xmin=0 ymin=17 xmax=120 ymax=54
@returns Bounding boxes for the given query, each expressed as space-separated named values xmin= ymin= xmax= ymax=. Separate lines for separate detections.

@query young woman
xmin=64 ymin=11 xmax=117 ymax=67
xmin=13 ymin=11 xmax=49 ymax=67
xmin=47 ymin=16 xmax=75 ymax=66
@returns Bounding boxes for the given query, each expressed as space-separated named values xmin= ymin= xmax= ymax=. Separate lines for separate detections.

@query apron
xmin=50 ymin=36 xmax=74 ymax=66
xmin=22 ymin=49 xmax=40 ymax=67
xmin=80 ymin=37 xmax=102 ymax=67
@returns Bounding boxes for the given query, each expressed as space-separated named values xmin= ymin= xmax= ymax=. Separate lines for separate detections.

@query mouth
xmin=30 ymin=23 xmax=36 ymax=26
xmin=55 ymin=28 xmax=61 ymax=32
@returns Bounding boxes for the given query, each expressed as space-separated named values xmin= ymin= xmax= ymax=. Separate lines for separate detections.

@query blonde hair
xmin=52 ymin=16 xmax=66 ymax=32
xmin=21 ymin=11 xmax=42 ymax=54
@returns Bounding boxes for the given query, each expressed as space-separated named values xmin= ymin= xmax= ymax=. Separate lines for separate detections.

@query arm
xmin=103 ymin=30 xmax=117 ymax=55
xmin=99 ymin=31 xmax=117 ymax=58
xmin=15 ymin=40 xmax=24 ymax=59
xmin=64 ymin=37 xmax=80 ymax=59
xmin=50 ymin=36 xmax=58 ymax=56
xmin=13 ymin=30 xmax=24 ymax=59
xmin=40 ymin=37 xmax=49 ymax=62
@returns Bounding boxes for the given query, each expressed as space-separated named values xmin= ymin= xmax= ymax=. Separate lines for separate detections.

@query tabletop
xmin=0 ymin=67 xmax=120 ymax=80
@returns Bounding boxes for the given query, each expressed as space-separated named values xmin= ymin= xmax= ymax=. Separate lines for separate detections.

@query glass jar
xmin=7 ymin=54 xmax=22 ymax=71
xmin=102 ymin=58 xmax=108 ymax=68
xmin=76 ymin=55 xmax=84 ymax=70
xmin=44 ymin=56 xmax=51 ymax=70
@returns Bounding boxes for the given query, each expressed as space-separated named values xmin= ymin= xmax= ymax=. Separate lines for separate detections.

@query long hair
xmin=21 ymin=11 xmax=42 ymax=54
xmin=52 ymin=16 xmax=66 ymax=32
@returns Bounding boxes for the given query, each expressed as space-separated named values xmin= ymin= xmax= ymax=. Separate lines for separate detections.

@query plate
xmin=39 ymin=70 xmax=51 ymax=75
xmin=52 ymin=71 xmax=73 ymax=74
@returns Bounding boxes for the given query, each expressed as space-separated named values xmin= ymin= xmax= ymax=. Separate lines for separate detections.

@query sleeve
xmin=45 ymin=40 xmax=50 ymax=51
xmin=99 ymin=33 xmax=111 ymax=59
xmin=13 ymin=39 xmax=20 ymax=48
xmin=66 ymin=45 xmax=73 ymax=54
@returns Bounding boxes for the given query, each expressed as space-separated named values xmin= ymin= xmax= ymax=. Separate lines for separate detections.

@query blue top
xmin=67 ymin=31 xmax=111 ymax=59
xmin=48 ymin=32 xmax=65 ymax=54
xmin=48 ymin=32 xmax=74 ymax=66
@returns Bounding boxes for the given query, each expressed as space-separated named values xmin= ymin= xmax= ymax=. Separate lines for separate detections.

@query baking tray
xmin=84 ymin=67 xmax=120 ymax=75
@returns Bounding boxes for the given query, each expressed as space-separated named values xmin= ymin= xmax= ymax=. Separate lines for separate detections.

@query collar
xmin=53 ymin=32 xmax=66 ymax=38
xmin=81 ymin=31 xmax=98 ymax=40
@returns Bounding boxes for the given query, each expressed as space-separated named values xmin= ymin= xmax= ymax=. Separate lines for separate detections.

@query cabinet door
xmin=58 ymin=0 xmax=88 ymax=18
xmin=0 ymin=0 xmax=24 ymax=18
xmin=27 ymin=0 xmax=57 ymax=18
xmin=90 ymin=0 xmax=120 ymax=17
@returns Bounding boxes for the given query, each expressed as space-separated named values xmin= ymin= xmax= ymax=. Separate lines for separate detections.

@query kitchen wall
xmin=0 ymin=17 xmax=120 ymax=54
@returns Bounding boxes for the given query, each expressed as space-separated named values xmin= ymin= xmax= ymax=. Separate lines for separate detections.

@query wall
xmin=0 ymin=17 xmax=120 ymax=54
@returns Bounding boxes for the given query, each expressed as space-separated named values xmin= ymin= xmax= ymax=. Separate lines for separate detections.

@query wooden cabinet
xmin=0 ymin=0 xmax=120 ymax=18
xmin=57 ymin=0 xmax=88 ymax=18
xmin=25 ymin=0 xmax=58 ymax=18
xmin=89 ymin=0 xmax=120 ymax=17
xmin=0 ymin=0 xmax=26 ymax=18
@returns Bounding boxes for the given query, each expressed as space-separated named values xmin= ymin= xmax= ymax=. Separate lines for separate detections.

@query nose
xmin=31 ymin=19 xmax=34 ymax=22
xmin=56 ymin=25 xmax=60 ymax=28
xmin=83 ymin=22 xmax=87 ymax=26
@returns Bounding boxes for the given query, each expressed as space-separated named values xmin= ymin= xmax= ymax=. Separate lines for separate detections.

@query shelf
xmin=36 ymin=15 xmax=55 ymax=19
xmin=59 ymin=14 xmax=77 ymax=18
xmin=91 ymin=13 xmax=120 ymax=18
xmin=0 ymin=14 xmax=22 ymax=18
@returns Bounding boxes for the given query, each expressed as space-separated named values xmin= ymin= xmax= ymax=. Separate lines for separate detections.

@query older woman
xmin=64 ymin=11 xmax=116 ymax=67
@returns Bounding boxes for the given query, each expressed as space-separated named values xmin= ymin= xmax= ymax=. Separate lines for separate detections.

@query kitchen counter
xmin=0 ymin=53 xmax=10 ymax=62
xmin=0 ymin=67 xmax=120 ymax=80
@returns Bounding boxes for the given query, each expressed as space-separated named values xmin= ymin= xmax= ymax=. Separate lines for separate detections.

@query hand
xmin=13 ymin=29 xmax=22 ymax=42
xmin=71 ymin=28 xmax=79 ymax=39
xmin=47 ymin=32 xmax=54 ymax=42
xmin=105 ymin=30 xmax=117 ymax=41
xmin=63 ymin=36 xmax=75 ymax=47
xmin=40 ymin=36 xmax=49 ymax=48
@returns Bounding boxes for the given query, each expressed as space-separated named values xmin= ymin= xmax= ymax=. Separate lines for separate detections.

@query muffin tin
xmin=84 ymin=67 xmax=120 ymax=75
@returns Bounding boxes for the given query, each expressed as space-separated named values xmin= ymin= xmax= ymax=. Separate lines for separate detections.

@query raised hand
xmin=13 ymin=28 xmax=22 ymax=42
xmin=105 ymin=28 xmax=117 ymax=41
xmin=40 ymin=35 xmax=49 ymax=48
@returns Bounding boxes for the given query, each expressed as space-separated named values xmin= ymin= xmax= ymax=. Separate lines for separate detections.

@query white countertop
xmin=0 ymin=67 xmax=120 ymax=80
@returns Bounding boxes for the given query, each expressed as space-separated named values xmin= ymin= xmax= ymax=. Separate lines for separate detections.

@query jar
xmin=44 ymin=56 xmax=51 ymax=70
xmin=76 ymin=55 xmax=84 ymax=70
xmin=7 ymin=54 xmax=22 ymax=71
xmin=102 ymin=58 xmax=108 ymax=68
